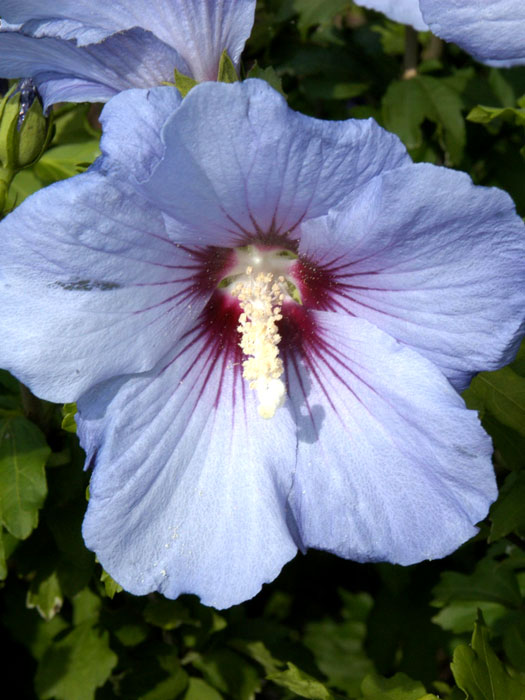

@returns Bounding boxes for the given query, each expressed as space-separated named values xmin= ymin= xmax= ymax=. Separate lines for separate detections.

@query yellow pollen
xmin=232 ymin=268 xmax=286 ymax=419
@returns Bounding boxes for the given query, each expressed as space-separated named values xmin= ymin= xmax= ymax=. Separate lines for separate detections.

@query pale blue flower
xmin=1 ymin=80 xmax=524 ymax=608
xmin=0 ymin=0 xmax=256 ymax=109
xmin=353 ymin=1 xmax=427 ymax=32
xmin=420 ymin=0 xmax=525 ymax=67
xmin=354 ymin=0 xmax=525 ymax=66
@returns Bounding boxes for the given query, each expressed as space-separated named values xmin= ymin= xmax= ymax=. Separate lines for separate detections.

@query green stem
xmin=0 ymin=167 xmax=15 ymax=214
xmin=403 ymin=26 xmax=418 ymax=80
xmin=422 ymin=35 xmax=444 ymax=62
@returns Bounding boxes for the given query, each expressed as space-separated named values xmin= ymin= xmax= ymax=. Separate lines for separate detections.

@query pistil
xmin=232 ymin=266 xmax=286 ymax=419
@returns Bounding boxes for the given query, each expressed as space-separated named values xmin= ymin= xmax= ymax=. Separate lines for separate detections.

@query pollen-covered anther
xmin=233 ymin=268 xmax=287 ymax=419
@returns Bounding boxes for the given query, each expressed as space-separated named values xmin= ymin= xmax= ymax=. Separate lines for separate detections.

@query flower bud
xmin=0 ymin=80 xmax=52 ymax=174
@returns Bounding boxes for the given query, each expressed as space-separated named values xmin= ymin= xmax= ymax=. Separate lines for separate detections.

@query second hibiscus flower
xmin=0 ymin=0 xmax=257 ymax=108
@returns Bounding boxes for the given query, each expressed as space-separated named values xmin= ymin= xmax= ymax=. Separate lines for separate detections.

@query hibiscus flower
xmin=353 ymin=0 xmax=428 ymax=32
xmin=354 ymin=0 xmax=525 ymax=66
xmin=1 ymin=80 xmax=524 ymax=608
xmin=0 ymin=0 xmax=256 ymax=109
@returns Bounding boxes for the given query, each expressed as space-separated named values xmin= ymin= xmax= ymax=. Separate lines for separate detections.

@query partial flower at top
xmin=0 ymin=0 xmax=256 ymax=109
xmin=420 ymin=0 xmax=525 ymax=67
xmin=354 ymin=0 xmax=525 ymax=67
xmin=1 ymin=80 xmax=525 ymax=608
xmin=352 ymin=1 xmax=428 ymax=32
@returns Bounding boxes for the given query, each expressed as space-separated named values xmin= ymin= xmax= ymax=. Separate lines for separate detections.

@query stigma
xmin=232 ymin=266 xmax=287 ymax=419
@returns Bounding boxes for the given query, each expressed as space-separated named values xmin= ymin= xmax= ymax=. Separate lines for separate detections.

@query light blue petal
xmin=353 ymin=0 xmax=428 ymax=31
xmin=0 ymin=172 xmax=212 ymax=402
xmin=1 ymin=2 xmax=138 ymax=44
xmin=286 ymin=312 xmax=496 ymax=565
xmin=1 ymin=17 xmax=100 ymax=45
xmin=145 ymin=0 xmax=257 ymax=81
xmin=99 ymin=86 xmax=182 ymax=181
xmin=3 ymin=0 xmax=257 ymax=80
xmin=79 ymin=316 xmax=298 ymax=609
xmin=297 ymin=163 xmax=525 ymax=391
xmin=131 ymin=80 xmax=410 ymax=247
xmin=421 ymin=0 xmax=525 ymax=66
xmin=0 ymin=28 xmax=186 ymax=109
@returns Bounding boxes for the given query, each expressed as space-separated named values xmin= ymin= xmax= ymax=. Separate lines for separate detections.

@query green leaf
xmin=382 ymin=80 xmax=425 ymax=151
xmin=184 ymin=678 xmax=223 ymax=700
xmin=291 ymin=0 xmax=352 ymax=38
xmin=119 ymin=646 xmax=189 ymax=700
xmin=144 ymin=597 xmax=195 ymax=630
xmin=267 ymin=662 xmax=333 ymax=699
xmin=301 ymin=77 xmax=369 ymax=100
xmin=0 ymin=516 xmax=18 ymax=580
xmin=7 ymin=167 xmax=45 ymax=207
xmin=509 ymin=340 xmax=525 ymax=377
xmin=467 ymin=104 xmax=525 ymax=127
xmin=179 ymin=601 xmax=226 ymax=648
xmin=479 ymin=414 xmax=525 ymax=472
xmin=217 ymin=50 xmax=238 ymax=83
xmin=503 ymin=610 xmax=525 ymax=673
xmin=263 ymin=590 xmax=293 ymax=619
xmin=0 ymin=415 xmax=49 ymax=538
xmin=488 ymin=69 xmax=516 ymax=108
xmin=382 ymin=75 xmax=465 ymax=164
xmin=192 ymin=649 xmax=261 ymax=700
xmin=432 ymin=559 xmax=522 ymax=610
xmin=3 ymin=585 xmax=68 ymax=661
xmin=27 ymin=569 xmax=63 ymax=621
xmin=72 ymin=588 xmax=102 ymax=625
xmin=100 ymin=567 xmax=123 ymax=598
xmin=339 ymin=590 xmax=374 ymax=620
xmin=359 ymin=672 xmax=437 ymax=699
xmin=174 ymin=69 xmax=198 ymax=97
xmin=246 ymin=62 xmax=285 ymax=96
xmin=304 ymin=609 xmax=374 ymax=696
xmin=47 ymin=503 xmax=94 ymax=596
xmin=33 ymin=140 xmax=101 ymax=184
xmin=140 ymin=663 xmax=189 ymax=700
xmin=107 ymin=606 xmax=149 ymax=647
xmin=451 ymin=616 xmax=525 ymax=700
xmin=441 ymin=67 xmax=475 ymax=95
xmin=231 ymin=640 xmax=282 ymax=676
xmin=371 ymin=20 xmax=405 ymax=56
xmin=61 ymin=403 xmax=77 ymax=434
xmin=432 ymin=600 xmax=508 ymax=635
xmin=51 ymin=103 xmax=100 ymax=144
xmin=35 ymin=621 xmax=118 ymax=700
xmin=463 ymin=367 xmax=525 ymax=438
xmin=0 ymin=370 xmax=19 ymax=394
xmin=489 ymin=471 xmax=525 ymax=541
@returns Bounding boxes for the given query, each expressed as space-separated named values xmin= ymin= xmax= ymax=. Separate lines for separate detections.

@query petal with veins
xmin=296 ymin=163 xmax=525 ymax=390
xmin=137 ymin=80 xmax=410 ymax=247
xmin=0 ymin=28 xmax=186 ymax=110
xmin=285 ymin=311 xmax=496 ymax=564
xmin=79 ymin=298 xmax=298 ymax=609
xmin=99 ymin=86 xmax=182 ymax=179
xmin=2 ymin=0 xmax=257 ymax=79
xmin=0 ymin=172 xmax=223 ymax=401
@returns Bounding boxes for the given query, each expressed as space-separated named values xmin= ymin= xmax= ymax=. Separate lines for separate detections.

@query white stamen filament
xmin=233 ymin=267 xmax=286 ymax=419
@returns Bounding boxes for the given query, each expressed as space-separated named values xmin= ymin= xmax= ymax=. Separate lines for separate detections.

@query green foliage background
xmin=1 ymin=2 xmax=525 ymax=699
